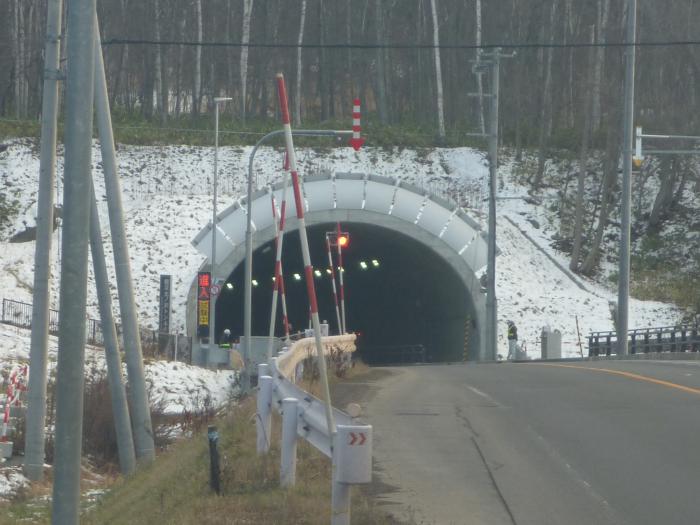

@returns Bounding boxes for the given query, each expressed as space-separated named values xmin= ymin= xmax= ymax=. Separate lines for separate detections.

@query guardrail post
xmin=256 ymin=375 xmax=273 ymax=454
xmin=332 ymin=425 xmax=373 ymax=525
xmin=280 ymin=397 xmax=298 ymax=487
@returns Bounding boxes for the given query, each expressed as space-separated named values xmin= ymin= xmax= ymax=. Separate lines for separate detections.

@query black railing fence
xmin=1 ymin=298 xmax=191 ymax=364
xmin=361 ymin=344 xmax=428 ymax=365
xmin=588 ymin=324 xmax=700 ymax=357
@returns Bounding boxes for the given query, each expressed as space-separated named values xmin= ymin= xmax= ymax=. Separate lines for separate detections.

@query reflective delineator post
xmin=275 ymin=73 xmax=336 ymax=439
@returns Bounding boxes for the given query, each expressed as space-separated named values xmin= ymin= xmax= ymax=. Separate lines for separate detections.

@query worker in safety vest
xmin=507 ymin=320 xmax=518 ymax=360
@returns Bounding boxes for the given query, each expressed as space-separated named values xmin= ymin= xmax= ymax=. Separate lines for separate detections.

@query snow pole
xmin=272 ymin=191 xmax=292 ymax=341
xmin=276 ymin=73 xmax=336 ymax=437
xmin=266 ymin=172 xmax=291 ymax=362
xmin=278 ymin=269 xmax=291 ymax=340
xmin=1 ymin=386 xmax=13 ymax=442
xmin=337 ymin=222 xmax=347 ymax=334
xmin=325 ymin=235 xmax=342 ymax=335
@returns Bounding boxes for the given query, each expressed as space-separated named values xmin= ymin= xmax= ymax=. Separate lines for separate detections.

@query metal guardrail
xmin=588 ymin=324 xmax=700 ymax=356
xmin=256 ymin=335 xmax=371 ymax=525
xmin=1 ymin=297 xmax=192 ymax=363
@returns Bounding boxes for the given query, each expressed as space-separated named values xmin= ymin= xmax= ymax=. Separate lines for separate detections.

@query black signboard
xmin=159 ymin=274 xmax=172 ymax=334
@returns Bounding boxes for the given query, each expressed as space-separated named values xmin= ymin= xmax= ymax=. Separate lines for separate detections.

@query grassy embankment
xmin=1 ymin=363 xmax=398 ymax=525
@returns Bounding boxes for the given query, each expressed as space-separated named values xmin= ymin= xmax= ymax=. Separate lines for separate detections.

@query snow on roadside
xmin=0 ymin=466 xmax=30 ymax=501
xmin=145 ymin=360 xmax=237 ymax=415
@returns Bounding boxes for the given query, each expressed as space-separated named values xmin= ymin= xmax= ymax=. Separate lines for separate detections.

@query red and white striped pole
xmin=349 ymin=98 xmax=365 ymax=151
xmin=266 ymin=175 xmax=291 ymax=360
xmin=337 ymin=222 xmax=347 ymax=334
xmin=276 ymin=73 xmax=336 ymax=435
xmin=325 ymin=235 xmax=342 ymax=335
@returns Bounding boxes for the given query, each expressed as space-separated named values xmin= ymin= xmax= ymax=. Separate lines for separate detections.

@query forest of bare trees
xmin=2 ymin=1 xmax=699 ymax=137
xmin=1 ymin=1 xmax=699 ymax=277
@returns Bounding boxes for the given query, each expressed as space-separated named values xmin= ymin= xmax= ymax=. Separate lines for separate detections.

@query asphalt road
xmin=334 ymin=360 xmax=700 ymax=525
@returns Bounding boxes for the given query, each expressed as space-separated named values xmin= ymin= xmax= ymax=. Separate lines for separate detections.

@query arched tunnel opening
xmin=213 ymin=223 xmax=477 ymax=363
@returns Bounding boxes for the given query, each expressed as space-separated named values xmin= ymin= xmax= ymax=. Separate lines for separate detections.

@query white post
xmin=332 ymin=447 xmax=351 ymax=525
xmin=280 ymin=397 xmax=298 ymax=487
xmin=256 ymin=375 xmax=272 ymax=454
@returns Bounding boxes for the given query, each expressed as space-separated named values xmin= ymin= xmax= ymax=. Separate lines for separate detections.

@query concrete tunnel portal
xmin=215 ymin=221 xmax=474 ymax=363
xmin=190 ymin=173 xmax=491 ymax=363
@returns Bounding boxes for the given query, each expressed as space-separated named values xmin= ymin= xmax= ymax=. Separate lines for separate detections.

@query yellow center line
xmin=536 ymin=363 xmax=700 ymax=396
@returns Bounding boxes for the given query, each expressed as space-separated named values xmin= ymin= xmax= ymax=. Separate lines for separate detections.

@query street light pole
xmin=211 ymin=97 xmax=231 ymax=360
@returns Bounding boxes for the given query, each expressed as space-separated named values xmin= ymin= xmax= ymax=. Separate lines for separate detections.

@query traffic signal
xmin=328 ymin=231 xmax=350 ymax=248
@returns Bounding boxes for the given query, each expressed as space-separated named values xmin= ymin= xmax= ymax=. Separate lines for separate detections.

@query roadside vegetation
xmin=0 ymin=361 xmax=400 ymax=525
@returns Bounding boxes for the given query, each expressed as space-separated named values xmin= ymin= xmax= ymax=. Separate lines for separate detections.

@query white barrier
xmin=257 ymin=335 xmax=372 ymax=525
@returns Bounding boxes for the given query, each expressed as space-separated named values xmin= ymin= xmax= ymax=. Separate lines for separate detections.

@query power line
xmin=99 ymin=38 xmax=700 ymax=50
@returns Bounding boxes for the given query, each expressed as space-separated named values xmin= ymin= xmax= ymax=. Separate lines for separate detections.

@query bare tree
xmin=532 ymin=0 xmax=558 ymax=190
xmin=294 ymin=0 xmax=307 ymax=127
xmin=193 ymin=0 xmax=202 ymax=116
xmin=591 ymin=0 xmax=610 ymax=132
xmin=430 ymin=0 xmax=446 ymax=140
xmin=154 ymin=0 xmax=165 ymax=121
xmin=240 ymin=0 xmax=254 ymax=121
xmin=374 ymin=0 xmax=388 ymax=124
xmin=570 ymin=25 xmax=596 ymax=272
xmin=474 ymin=0 xmax=485 ymax=134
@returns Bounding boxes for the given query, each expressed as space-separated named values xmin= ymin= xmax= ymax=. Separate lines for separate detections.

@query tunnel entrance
xmin=214 ymin=222 xmax=474 ymax=363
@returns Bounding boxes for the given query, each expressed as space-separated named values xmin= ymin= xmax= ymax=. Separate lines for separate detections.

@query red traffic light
xmin=327 ymin=231 xmax=350 ymax=248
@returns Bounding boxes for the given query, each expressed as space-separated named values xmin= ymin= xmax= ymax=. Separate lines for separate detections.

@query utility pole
xmin=485 ymin=51 xmax=500 ymax=363
xmin=211 ymin=97 xmax=231 ymax=360
xmin=94 ymin=18 xmax=154 ymax=463
xmin=471 ymin=48 xmax=513 ymax=361
xmin=25 ymin=0 xmax=63 ymax=482
xmin=88 ymin=188 xmax=136 ymax=475
xmin=617 ymin=0 xmax=637 ymax=357
xmin=51 ymin=0 xmax=96 ymax=522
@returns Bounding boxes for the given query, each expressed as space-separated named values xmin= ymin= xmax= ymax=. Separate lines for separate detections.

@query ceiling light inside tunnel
xmin=326 ymin=268 xmax=332 ymax=275
xmin=371 ymin=259 xmax=380 ymax=267
xmin=293 ymin=273 xmax=302 ymax=281
xmin=359 ymin=261 xmax=368 ymax=270
xmin=314 ymin=269 xmax=322 ymax=278
xmin=225 ymin=282 xmax=234 ymax=290
xmin=252 ymin=279 xmax=259 ymax=287
xmin=271 ymin=276 xmax=276 ymax=282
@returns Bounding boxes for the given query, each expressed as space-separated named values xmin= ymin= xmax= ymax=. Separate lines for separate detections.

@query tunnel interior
xmin=214 ymin=222 xmax=476 ymax=363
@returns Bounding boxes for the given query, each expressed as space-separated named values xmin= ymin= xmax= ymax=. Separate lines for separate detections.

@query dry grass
xmin=81 ymin=393 xmax=394 ymax=524
xmin=0 ymin=358 xmax=398 ymax=524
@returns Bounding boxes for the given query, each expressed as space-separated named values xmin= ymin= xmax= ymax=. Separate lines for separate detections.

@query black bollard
xmin=208 ymin=425 xmax=221 ymax=495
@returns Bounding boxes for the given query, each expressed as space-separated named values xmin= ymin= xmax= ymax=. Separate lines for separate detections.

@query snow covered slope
xmin=0 ymin=139 xmax=682 ymax=362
